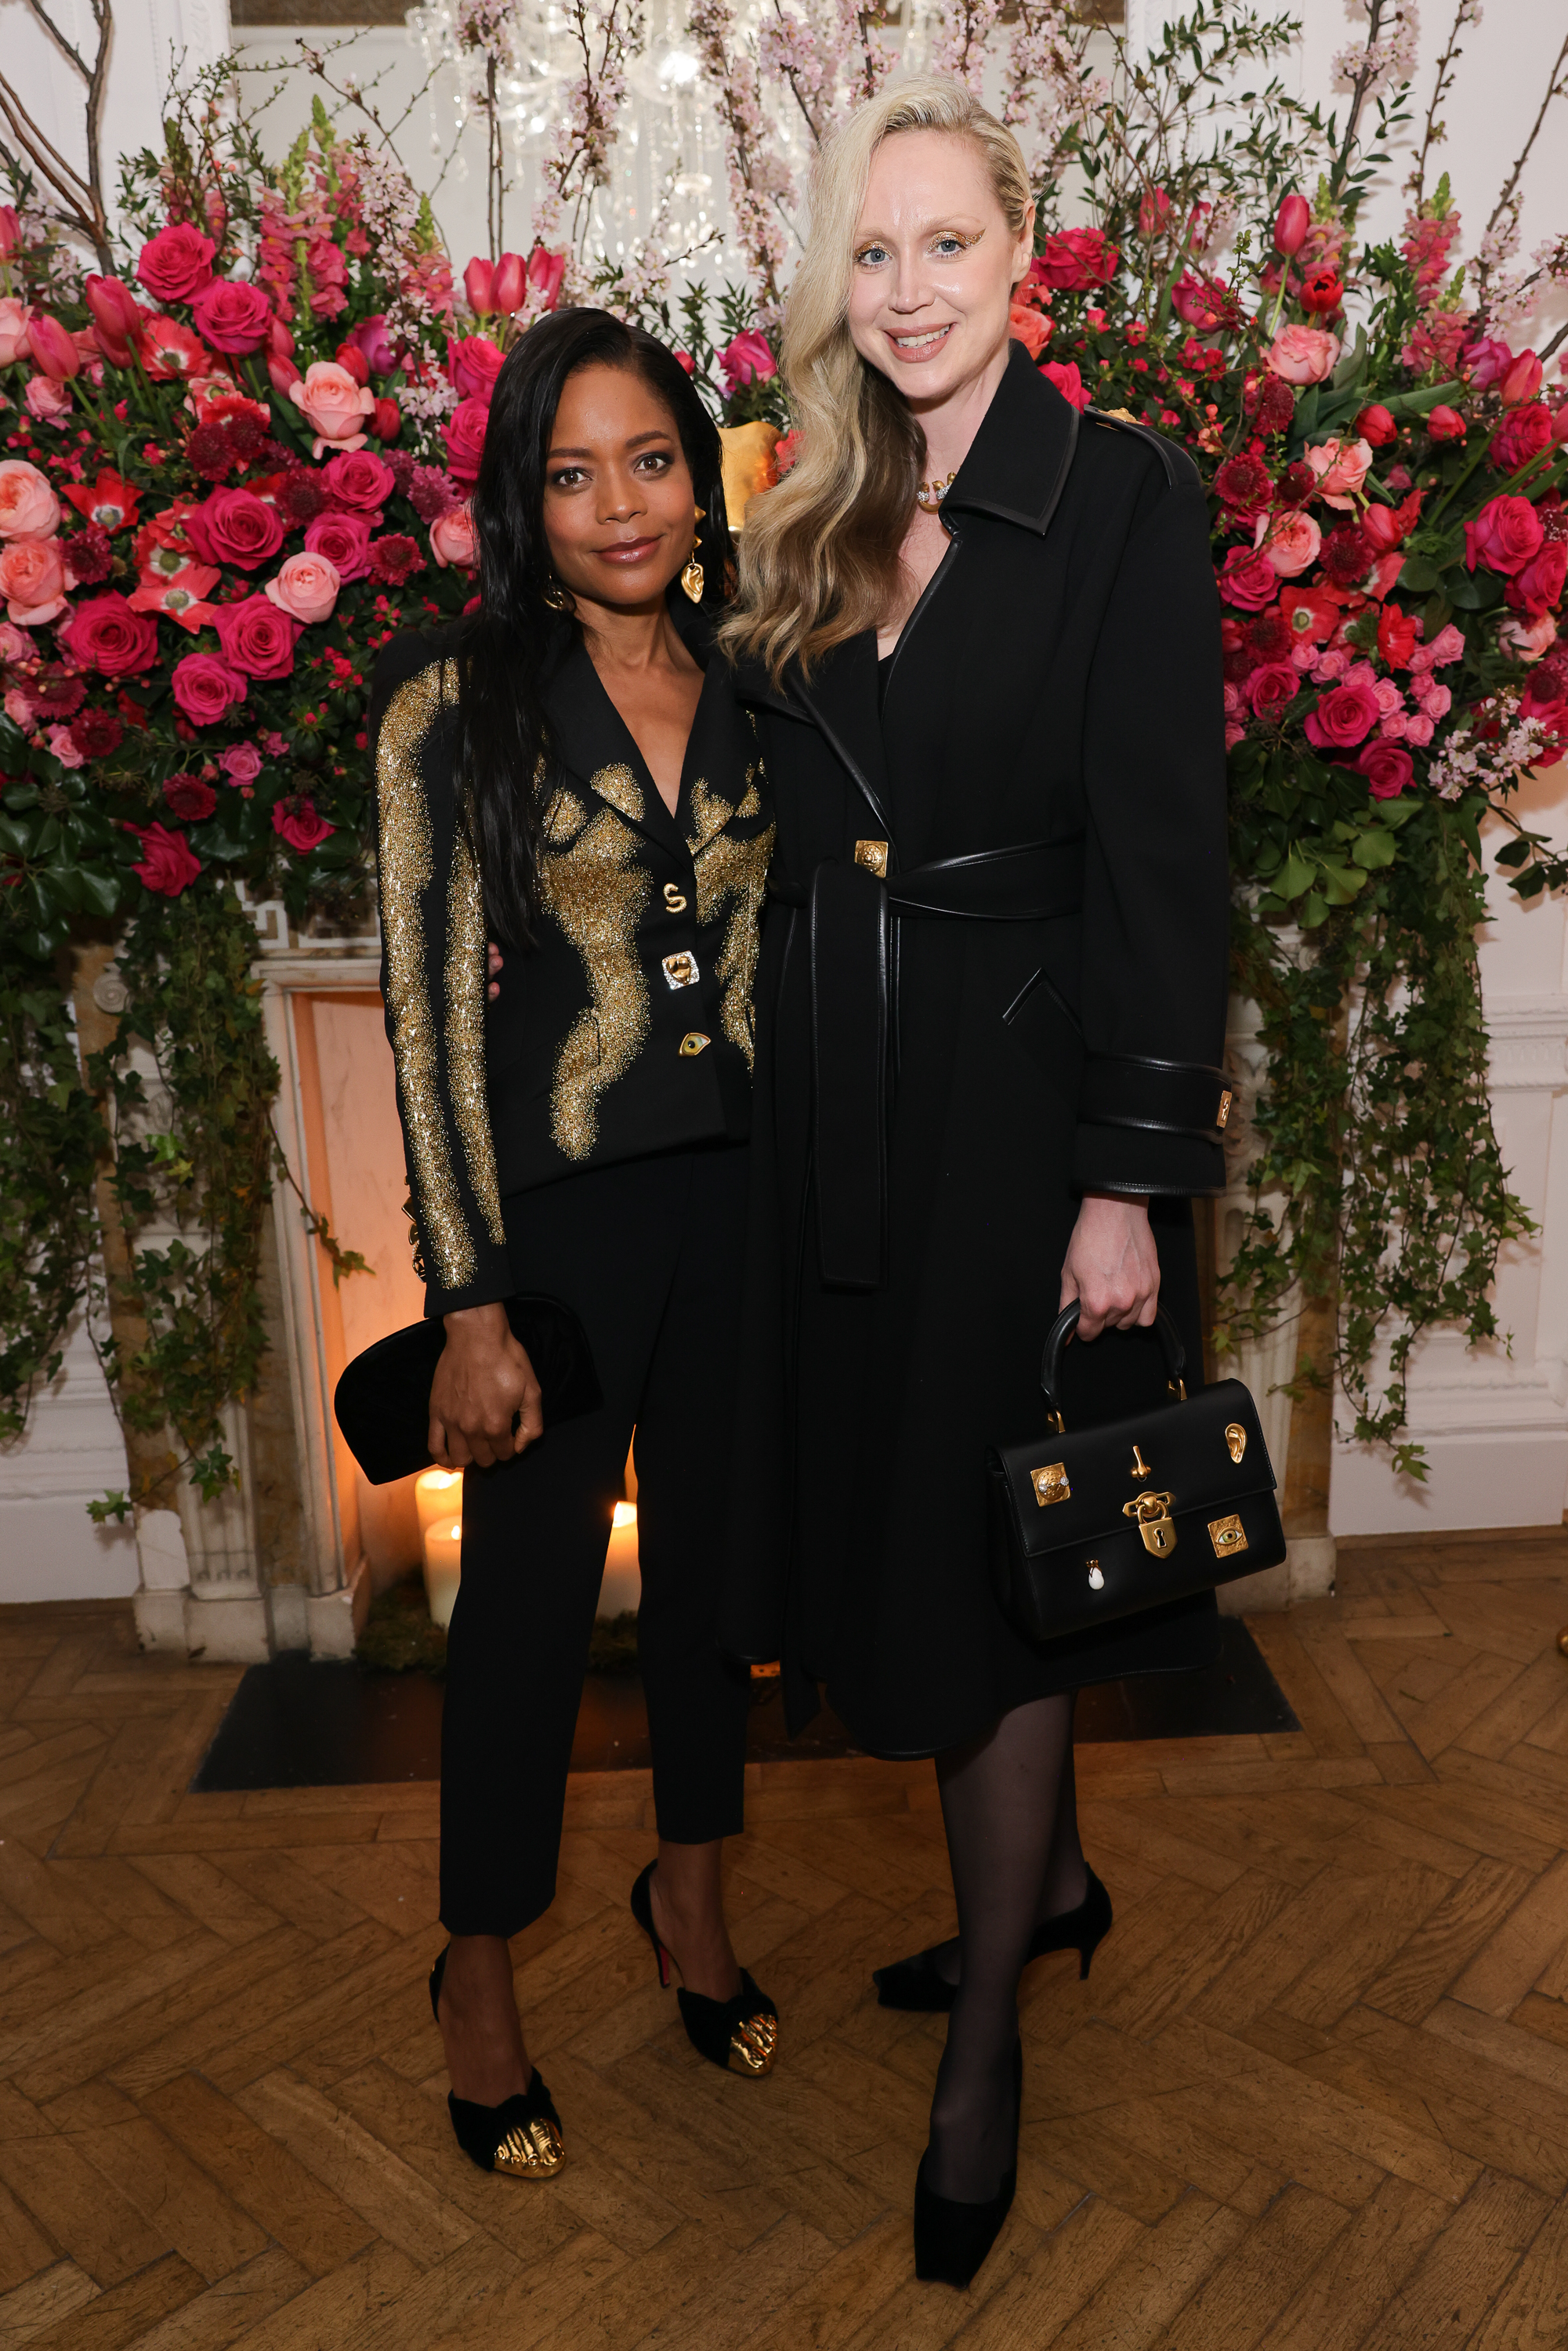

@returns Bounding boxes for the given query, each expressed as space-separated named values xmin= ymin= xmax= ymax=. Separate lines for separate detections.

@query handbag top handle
xmin=1038 ymin=1299 xmax=1188 ymax=1433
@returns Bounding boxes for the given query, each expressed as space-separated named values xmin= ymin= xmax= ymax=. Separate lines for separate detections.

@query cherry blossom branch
xmin=1483 ymin=27 xmax=1568 ymax=245
xmin=0 ymin=0 xmax=114 ymax=270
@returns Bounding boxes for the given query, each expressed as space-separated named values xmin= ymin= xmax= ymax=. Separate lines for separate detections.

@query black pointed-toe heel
xmin=429 ymin=1945 xmax=566 ymax=2178
xmin=875 ymin=1866 xmax=1113 ymax=2012
xmin=913 ymin=2040 xmax=1023 ymax=2290
xmin=630 ymin=1861 xmax=780 ymax=2078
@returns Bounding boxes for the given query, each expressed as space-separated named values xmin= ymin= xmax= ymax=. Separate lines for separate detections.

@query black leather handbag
xmin=333 ymin=1294 xmax=602 ymax=1486
xmin=986 ymin=1302 xmax=1284 ymax=1645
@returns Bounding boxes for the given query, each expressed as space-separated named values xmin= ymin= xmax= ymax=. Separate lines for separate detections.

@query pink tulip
xmin=528 ymin=246 xmax=567 ymax=308
xmin=1273 ymin=193 xmax=1310 ymax=258
xmin=266 ymin=353 xmax=299 ymax=398
xmin=266 ymin=314 xmax=295 ymax=361
xmin=26 ymin=313 xmax=79 ymax=381
xmin=0 ymin=208 xmax=20 ymax=260
xmin=84 ymin=275 xmax=141 ymax=342
xmin=464 ymin=255 xmax=494 ymax=315
xmin=493 ymin=251 xmax=527 ymax=314
xmin=1500 ymin=350 xmax=1544 ymax=408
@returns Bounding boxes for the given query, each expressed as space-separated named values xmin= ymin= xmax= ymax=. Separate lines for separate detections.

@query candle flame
xmin=448 ymin=1521 xmax=462 ymax=1539
xmin=612 ymin=1501 xmax=636 ymax=1527
xmin=418 ymin=1468 xmax=462 ymax=1491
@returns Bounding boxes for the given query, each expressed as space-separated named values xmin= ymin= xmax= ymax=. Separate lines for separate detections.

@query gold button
xmin=679 ymin=1032 xmax=711 ymax=1057
xmin=663 ymin=882 xmax=688 ymax=912
xmin=662 ymin=951 xmax=699 ymax=989
xmin=853 ymin=839 xmax=889 ymax=877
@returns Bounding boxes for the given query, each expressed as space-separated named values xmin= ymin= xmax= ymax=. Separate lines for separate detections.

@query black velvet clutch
xmin=333 ymin=1294 xmax=603 ymax=1486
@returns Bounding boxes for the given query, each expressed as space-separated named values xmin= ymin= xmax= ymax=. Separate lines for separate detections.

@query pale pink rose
xmin=1416 ymin=679 xmax=1452 ymax=718
xmin=1378 ymin=711 xmax=1410 ymax=739
xmin=2 ymin=688 xmax=28 ymax=725
xmin=429 ymin=504 xmax=476 ymax=570
xmin=0 ymin=535 xmax=68 ymax=625
xmin=1304 ymin=436 xmax=1373 ymax=510
xmin=1500 ymin=613 xmax=1557 ymax=663
xmin=1222 ymin=680 xmax=1243 ymax=717
xmin=1403 ymin=713 xmax=1436 ymax=746
xmin=1373 ymin=677 xmax=1405 ymax=715
xmin=1266 ymin=326 xmax=1341 ymax=385
xmin=24 ymin=375 xmax=71 ymax=424
xmin=0 ymin=459 xmax=60 ymax=540
xmin=0 ymin=618 xmax=31 ymax=661
xmin=1224 ymin=719 xmax=1248 ymax=751
xmin=1291 ymin=641 xmax=1317 ymax=671
xmin=0 ymin=296 xmax=29 ymax=364
xmin=263 ymin=550 xmax=341 ymax=625
xmin=288 ymin=360 xmax=375 ymax=457
xmin=1255 ymin=509 xmax=1322 ymax=576
xmin=1313 ymin=648 xmax=1349 ymax=682
xmin=46 ymin=722 xmax=84 ymax=768
xmin=1410 ymin=622 xmax=1467 ymax=672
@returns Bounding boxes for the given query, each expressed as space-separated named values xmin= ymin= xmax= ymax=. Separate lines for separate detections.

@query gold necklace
xmin=915 ymin=470 xmax=957 ymax=512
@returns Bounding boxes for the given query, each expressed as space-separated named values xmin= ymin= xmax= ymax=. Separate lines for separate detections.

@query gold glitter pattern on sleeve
xmin=688 ymin=777 xmax=775 ymax=1070
xmin=376 ymin=664 xmax=473 ymax=1290
xmin=446 ymin=826 xmax=505 ymax=1247
xmin=588 ymin=763 xmax=643 ymax=824
xmin=539 ymin=809 xmax=653 ymax=1157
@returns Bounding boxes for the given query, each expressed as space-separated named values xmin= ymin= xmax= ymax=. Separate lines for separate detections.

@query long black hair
xmin=460 ymin=308 xmax=733 ymax=948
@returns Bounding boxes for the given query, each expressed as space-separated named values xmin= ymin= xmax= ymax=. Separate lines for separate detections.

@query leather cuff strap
xmin=1079 ymin=1054 xmax=1233 ymax=1139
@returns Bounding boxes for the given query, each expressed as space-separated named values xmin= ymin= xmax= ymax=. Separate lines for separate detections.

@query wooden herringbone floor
xmin=5 ymin=1538 xmax=1568 ymax=2349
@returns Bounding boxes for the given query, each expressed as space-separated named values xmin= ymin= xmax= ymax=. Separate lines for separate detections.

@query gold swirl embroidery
xmin=539 ymin=809 xmax=652 ymax=1158
xmin=589 ymin=763 xmax=643 ymax=824
xmin=376 ymin=664 xmax=473 ymax=1290
xmin=446 ymin=827 xmax=505 ymax=1248
xmin=541 ymin=787 xmax=586 ymax=847
xmin=687 ymin=778 xmax=774 ymax=1068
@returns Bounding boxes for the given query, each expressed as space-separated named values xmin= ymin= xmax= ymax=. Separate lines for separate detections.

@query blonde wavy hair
xmin=721 ymin=74 xmax=1032 ymax=680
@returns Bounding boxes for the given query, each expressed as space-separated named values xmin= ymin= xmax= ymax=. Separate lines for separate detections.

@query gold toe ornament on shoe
xmin=730 ymin=2008 xmax=779 ymax=2076
xmin=494 ymin=2114 xmax=566 ymax=2176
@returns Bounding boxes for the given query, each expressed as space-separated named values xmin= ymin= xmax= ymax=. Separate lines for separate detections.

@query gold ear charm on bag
xmin=681 ymin=537 xmax=704 ymax=603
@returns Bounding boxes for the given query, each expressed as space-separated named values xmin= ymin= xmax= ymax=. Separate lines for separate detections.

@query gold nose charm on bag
xmin=1123 ymin=1489 xmax=1178 ymax=1556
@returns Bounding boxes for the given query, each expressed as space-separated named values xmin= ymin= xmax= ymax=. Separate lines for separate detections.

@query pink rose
xmin=349 ymin=315 xmax=398 ymax=376
xmin=273 ymin=796 xmax=334 ymax=854
xmin=219 ymin=741 xmax=263 ymax=784
xmin=1357 ymin=741 xmax=1414 ymax=799
xmin=24 ymin=376 xmax=71 ymax=425
xmin=1500 ymin=613 xmax=1558 ymax=663
xmin=265 ymin=550 xmax=341 ymax=625
xmin=0 ymin=459 xmax=60 ymax=540
xmin=1255 ymin=509 xmax=1322 ymax=577
xmin=1493 ymin=403 xmax=1555 ymax=475
xmin=441 ymin=397 xmax=491 ymax=487
xmin=1403 ymin=713 xmax=1436 ymax=747
xmin=1411 ymin=622 xmax=1466 ymax=672
xmin=429 ymin=505 xmax=476 ymax=570
xmin=304 ymin=509 xmax=371 ymax=581
xmin=189 ymin=280 xmax=272 ymax=355
xmin=61 ymin=592 xmax=159 ymax=676
xmin=1217 ymin=546 xmax=1279 ymax=610
xmin=447 ymin=334 xmax=505 ymax=403
xmin=1464 ymin=335 xmax=1512 ymax=389
xmin=214 ymin=592 xmax=302 ymax=679
xmin=126 ymin=818 xmax=201 ymax=895
xmin=1304 ymin=676 xmax=1381 ymax=752
xmin=1465 ymin=494 xmax=1544 ymax=578
xmin=1040 ymin=360 xmax=1091 ymax=411
xmin=188 ymin=486 xmax=285 ymax=572
xmin=0 ymin=620 xmax=29 ymax=661
xmin=717 ymin=330 xmax=777 ymax=397
xmin=1304 ymin=437 xmax=1372 ymax=510
xmin=136 ymin=224 xmax=216 ymax=305
xmin=46 ymin=723 xmax=85 ymax=769
xmin=1415 ymin=679 xmax=1452 ymax=718
xmin=321 ymin=450 xmax=394 ymax=511
xmin=0 ymin=296 xmax=28 ymax=364
xmin=1508 ymin=541 xmax=1568 ymax=618
xmin=1266 ymin=326 xmax=1340 ymax=386
xmin=0 ymin=537 xmax=67 ymax=625
xmin=288 ymin=360 xmax=375 ymax=457
xmin=1248 ymin=661 xmax=1301 ymax=718
xmin=172 ymin=651 xmax=248 ymax=724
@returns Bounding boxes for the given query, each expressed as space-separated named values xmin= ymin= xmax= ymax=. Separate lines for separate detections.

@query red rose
xmin=68 ymin=705 xmax=123 ymax=759
xmin=1356 ymin=404 xmax=1397 ymax=447
xmin=371 ymin=396 xmax=401 ymax=444
xmin=187 ymin=487 xmax=285 ymax=572
xmin=1492 ymin=402 xmax=1555 ymax=476
xmin=441 ymin=397 xmax=491 ymax=487
xmin=273 ymin=795 xmax=334 ymax=854
xmin=1214 ymin=453 xmax=1273 ymax=516
xmin=172 ymin=650 xmax=248 ymax=724
xmin=189 ymin=281 xmax=272 ymax=355
xmin=1039 ymin=360 xmax=1090 ymax=411
xmin=1465 ymin=493 xmax=1544 ymax=578
xmin=136 ymin=224 xmax=216 ymax=304
xmin=125 ymin=818 xmax=201 ymax=895
xmin=447 ymin=335 xmax=505 ymax=403
xmin=1217 ymin=546 xmax=1279 ymax=610
xmin=1377 ymin=605 xmax=1420 ymax=668
xmin=163 ymin=773 xmax=217 ymax=820
xmin=61 ymin=592 xmax=159 ymax=677
xmin=1304 ymin=677 xmax=1381 ymax=751
xmin=1356 ymin=741 xmax=1414 ymax=799
xmin=214 ymin=592 xmax=301 ymax=680
xmin=1034 ymin=227 xmax=1120 ymax=292
xmin=1507 ymin=540 xmax=1568 ymax=618
xmin=321 ymin=450 xmax=394 ymax=511
xmin=1248 ymin=661 xmax=1300 ymax=717
xmin=304 ymin=509 xmax=371 ymax=581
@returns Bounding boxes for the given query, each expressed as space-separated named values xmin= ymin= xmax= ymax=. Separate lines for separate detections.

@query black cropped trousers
xmin=440 ymin=1143 xmax=752 ymax=1937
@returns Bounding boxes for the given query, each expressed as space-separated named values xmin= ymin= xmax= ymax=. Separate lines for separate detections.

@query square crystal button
xmin=662 ymin=951 xmax=699 ymax=989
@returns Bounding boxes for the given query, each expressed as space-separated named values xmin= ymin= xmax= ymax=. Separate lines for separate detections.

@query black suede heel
xmin=630 ymin=1861 xmax=780 ymax=2077
xmin=429 ymin=1945 xmax=565 ymax=2177
xmin=875 ymin=1866 xmax=1113 ymax=2012
xmin=913 ymin=2039 xmax=1022 ymax=2289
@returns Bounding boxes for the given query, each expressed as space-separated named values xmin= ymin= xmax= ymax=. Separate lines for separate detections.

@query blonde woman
xmin=721 ymin=80 xmax=1229 ymax=2286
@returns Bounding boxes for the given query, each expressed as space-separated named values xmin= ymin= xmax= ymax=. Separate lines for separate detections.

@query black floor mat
xmin=191 ymin=1617 xmax=1296 ymax=1792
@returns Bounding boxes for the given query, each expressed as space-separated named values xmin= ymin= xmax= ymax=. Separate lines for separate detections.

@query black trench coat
xmin=722 ymin=347 xmax=1233 ymax=1758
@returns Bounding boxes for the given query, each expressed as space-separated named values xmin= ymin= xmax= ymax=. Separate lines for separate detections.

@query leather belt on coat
xmin=770 ymin=839 xmax=1085 ymax=1289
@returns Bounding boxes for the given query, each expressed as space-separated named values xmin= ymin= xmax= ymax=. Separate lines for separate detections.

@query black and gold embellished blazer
xmin=369 ymin=605 xmax=774 ymax=1317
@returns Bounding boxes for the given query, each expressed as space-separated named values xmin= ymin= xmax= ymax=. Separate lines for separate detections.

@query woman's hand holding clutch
xmin=1059 ymin=1195 xmax=1160 ymax=1342
xmin=429 ymin=1302 xmax=543 ymax=1468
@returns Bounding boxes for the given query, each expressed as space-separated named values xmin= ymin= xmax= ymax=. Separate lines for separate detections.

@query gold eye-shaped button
xmin=679 ymin=1032 xmax=711 ymax=1056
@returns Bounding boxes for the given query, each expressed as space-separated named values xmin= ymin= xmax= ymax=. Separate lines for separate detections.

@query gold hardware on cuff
xmin=662 ymin=951 xmax=699 ymax=989
xmin=1123 ymin=1489 xmax=1178 ymax=1556
xmin=729 ymin=2011 xmax=778 ymax=2075
xmin=1087 ymin=1559 xmax=1105 ymax=1590
xmin=493 ymin=2117 xmax=567 ymax=2177
xmin=1033 ymin=1462 xmax=1070 ymax=1506
xmin=1224 ymin=1422 xmax=1248 ymax=1464
xmin=1216 ymin=1089 xmax=1233 ymax=1129
xmin=679 ymin=1031 xmax=711 ymax=1056
xmin=1129 ymin=1444 xmax=1152 ymax=1478
xmin=663 ymin=882 xmax=688 ymax=912
xmin=1208 ymin=1512 xmax=1248 ymax=1558
xmin=853 ymin=839 xmax=889 ymax=877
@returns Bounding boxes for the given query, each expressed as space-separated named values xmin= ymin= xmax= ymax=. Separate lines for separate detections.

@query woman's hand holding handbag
xmin=430 ymin=1303 xmax=543 ymax=1469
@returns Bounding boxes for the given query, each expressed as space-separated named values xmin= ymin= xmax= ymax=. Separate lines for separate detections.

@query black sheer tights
xmin=924 ymin=1693 xmax=1084 ymax=2202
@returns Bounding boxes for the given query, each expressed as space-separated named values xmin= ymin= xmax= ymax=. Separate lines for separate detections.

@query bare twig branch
xmin=1407 ymin=0 xmax=1470 ymax=203
xmin=0 ymin=0 xmax=114 ymax=268
xmin=1485 ymin=27 xmax=1568 ymax=241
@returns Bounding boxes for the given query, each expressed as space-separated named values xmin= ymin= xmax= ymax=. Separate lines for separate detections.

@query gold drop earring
xmin=541 ymin=577 xmax=573 ymax=612
xmin=681 ymin=507 xmax=704 ymax=604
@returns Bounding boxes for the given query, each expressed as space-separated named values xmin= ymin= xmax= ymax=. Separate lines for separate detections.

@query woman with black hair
xmin=369 ymin=310 xmax=778 ymax=2183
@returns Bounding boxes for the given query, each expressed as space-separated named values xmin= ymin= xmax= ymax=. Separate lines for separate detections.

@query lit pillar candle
xmin=423 ymin=1517 xmax=462 ymax=1629
xmin=415 ymin=1466 xmax=464 ymax=1537
xmin=599 ymin=1499 xmax=641 ymax=1617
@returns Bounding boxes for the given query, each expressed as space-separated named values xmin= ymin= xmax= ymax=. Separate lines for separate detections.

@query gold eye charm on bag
xmin=1123 ymin=1489 xmax=1178 ymax=1557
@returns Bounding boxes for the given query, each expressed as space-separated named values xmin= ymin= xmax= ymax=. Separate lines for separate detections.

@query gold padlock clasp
xmin=1122 ymin=1489 xmax=1178 ymax=1557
